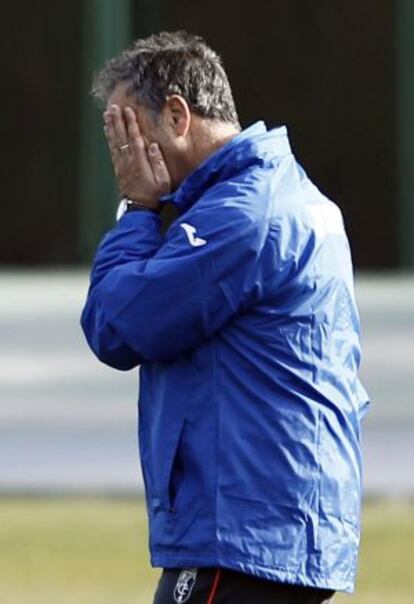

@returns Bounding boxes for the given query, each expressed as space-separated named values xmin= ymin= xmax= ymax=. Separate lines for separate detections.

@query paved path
xmin=1 ymin=271 xmax=413 ymax=496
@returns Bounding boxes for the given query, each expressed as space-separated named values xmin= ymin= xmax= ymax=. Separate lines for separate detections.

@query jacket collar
xmin=159 ymin=121 xmax=291 ymax=213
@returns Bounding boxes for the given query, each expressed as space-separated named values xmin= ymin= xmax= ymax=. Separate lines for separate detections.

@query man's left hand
xmin=103 ymin=105 xmax=171 ymax=211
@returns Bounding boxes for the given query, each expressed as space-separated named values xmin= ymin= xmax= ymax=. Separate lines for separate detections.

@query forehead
xmin=106 ymin=82 xmax=161 ymax=136
xmin=106 ymin=82 xmax=157 ymax=132
xmin=106 ymin=82 xmax=138 ymax=111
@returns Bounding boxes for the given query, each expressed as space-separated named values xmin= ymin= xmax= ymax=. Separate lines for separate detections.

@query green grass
xmin=0 ymin=497 xmax=412 ymax=604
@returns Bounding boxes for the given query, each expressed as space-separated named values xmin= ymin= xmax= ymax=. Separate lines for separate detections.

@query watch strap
xmin=116 ymin=198 xmax=160 ymax=221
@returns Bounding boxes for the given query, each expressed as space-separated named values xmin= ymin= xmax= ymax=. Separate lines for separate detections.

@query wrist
xmin=126 ymin=199 xmax=161 ymax=213
xmin=116 ymin=198 xmax=161 ymax=221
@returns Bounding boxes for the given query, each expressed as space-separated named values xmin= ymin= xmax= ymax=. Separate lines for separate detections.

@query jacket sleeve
xmin=80 ymin=185 xmax=272 ymax=368
xmin=81 ymin=209 xmax=164 ymax=369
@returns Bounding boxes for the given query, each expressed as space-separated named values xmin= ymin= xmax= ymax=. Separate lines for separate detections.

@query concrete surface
xmin=1 ymin=270 xmax=413 ymax=497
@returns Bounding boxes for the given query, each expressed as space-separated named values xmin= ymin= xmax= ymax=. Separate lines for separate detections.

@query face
xmin=106 ymin=83 xmax=192 ymax=189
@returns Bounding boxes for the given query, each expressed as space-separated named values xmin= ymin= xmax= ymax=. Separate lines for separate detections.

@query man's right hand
xmin=103 ymin=105 xmax=171 ymax=211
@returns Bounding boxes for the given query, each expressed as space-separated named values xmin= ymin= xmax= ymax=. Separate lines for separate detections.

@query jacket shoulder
xmin=190 ymin=165 xmax=275 ymax=223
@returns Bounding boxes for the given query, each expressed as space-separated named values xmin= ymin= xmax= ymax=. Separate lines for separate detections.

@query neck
xmin=189 ymin=118 xmax=241 ymax=173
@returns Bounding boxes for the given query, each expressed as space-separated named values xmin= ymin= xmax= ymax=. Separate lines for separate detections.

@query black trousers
xmin=153 ymin=567 xmax=336 ymax=604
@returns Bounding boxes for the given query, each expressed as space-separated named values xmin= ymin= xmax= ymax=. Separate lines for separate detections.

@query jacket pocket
xmin=157 ymin=418 xmax=187 ymax=513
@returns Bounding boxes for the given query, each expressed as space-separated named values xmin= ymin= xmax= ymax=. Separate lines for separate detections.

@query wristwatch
xmin=116 ymin=198 xmax=159 ymax=221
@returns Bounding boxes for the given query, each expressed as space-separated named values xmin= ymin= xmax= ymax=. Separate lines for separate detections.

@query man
xmin=81 ymin=31 xmax=369 ymax=604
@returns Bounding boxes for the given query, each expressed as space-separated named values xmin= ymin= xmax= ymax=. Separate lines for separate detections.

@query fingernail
xmin=149 ymin=143 xmax=159 ymax=155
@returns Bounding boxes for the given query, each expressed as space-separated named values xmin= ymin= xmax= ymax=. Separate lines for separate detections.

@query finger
xmin=110 ymin=104 xmax=128 ymax=149
xmin=124 ymin=107 xmax=141 ymax=138
xmin=124 ymin=107 xmax=145 ymax=154
xmin=147 ymin=143 xmax=171 ymax=192
xmin=104 ymin=124 xmax=117 ymax=160
xmin=103 ymin=113 xmax=120 ymax=160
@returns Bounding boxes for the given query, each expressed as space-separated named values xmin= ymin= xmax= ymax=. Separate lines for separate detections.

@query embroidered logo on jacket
xmin=173 ymin=568 xmax=198 ymax=603
xmin=180 ymin=223 xmax=207 ymax=247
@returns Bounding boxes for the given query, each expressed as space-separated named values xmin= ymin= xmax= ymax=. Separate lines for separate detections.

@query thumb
xmin=148 ymin=143 xmax=171 ymax=193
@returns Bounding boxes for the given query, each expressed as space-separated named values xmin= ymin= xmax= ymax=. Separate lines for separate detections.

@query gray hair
xmin=91 ymin=30 xmax=240 ymax=127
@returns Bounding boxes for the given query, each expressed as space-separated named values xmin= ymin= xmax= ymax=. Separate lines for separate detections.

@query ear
xmin=164 ymin=95 xmax=191 ymax=137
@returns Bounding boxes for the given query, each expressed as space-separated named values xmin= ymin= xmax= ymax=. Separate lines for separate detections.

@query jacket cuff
xmin=117 ymin=207 xmax=162 ymax=228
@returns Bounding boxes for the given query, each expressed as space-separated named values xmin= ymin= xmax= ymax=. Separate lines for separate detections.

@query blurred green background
xmin=1 ymin=1 xmax=414 ymax=603
xmin=1 ymin=498 xmax=413 ymax=604
xmin=2 ymin=0 xmax=414 ymax=268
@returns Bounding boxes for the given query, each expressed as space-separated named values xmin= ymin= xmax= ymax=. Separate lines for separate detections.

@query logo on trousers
xmin=174 ymin=568 xmax=198 ymax=603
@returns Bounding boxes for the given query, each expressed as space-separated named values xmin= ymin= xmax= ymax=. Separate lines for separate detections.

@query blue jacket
xmin=81 ymin=122 xmax=369 ymax=593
